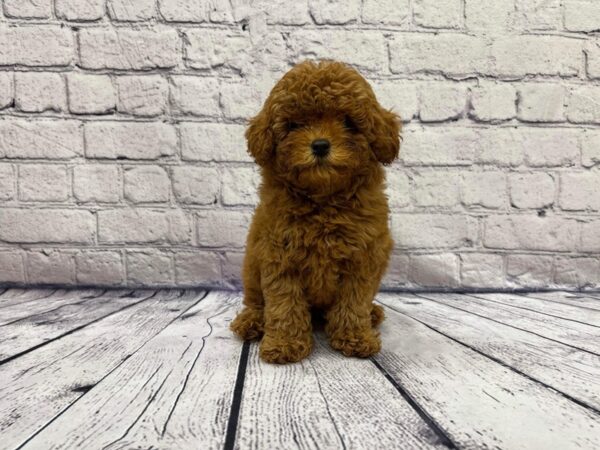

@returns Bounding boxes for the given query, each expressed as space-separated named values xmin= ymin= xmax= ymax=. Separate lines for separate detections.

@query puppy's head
xmin=246 ymin=60 xmax=401 ymax=196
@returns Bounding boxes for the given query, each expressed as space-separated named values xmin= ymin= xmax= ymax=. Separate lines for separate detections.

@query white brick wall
xmin=0 ymin=0 xmax=598 ymax=290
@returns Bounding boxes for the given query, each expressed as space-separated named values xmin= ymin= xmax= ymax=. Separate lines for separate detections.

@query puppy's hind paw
xmin=230 ymin=308 xmax=264 ymax=341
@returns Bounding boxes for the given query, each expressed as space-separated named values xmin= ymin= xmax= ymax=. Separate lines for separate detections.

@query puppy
xmin=230 ymin=60 xmax=401 ymax=364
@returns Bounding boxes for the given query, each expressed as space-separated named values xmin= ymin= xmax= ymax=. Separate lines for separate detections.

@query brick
xmin=362 ymin=0 xmax=409 ymax=25
xmin=419 ymin=83 xmax=467 ymax=122
xmin=15 ymin=72 xmax=66 ymax=113
xmin=221 ymin=167 xmax=259 ymax=206
xmin=0 ymin=209 xmax=95 ymax=243
xmin=582 ymin=220 xmax=600 ymax=252
xmin=172 ymin=167 xmax=219 ymax=205
xmin=587 ymin=41 xmax=600 ymax=79
xmin=116 ymin=76 xmax=168 ymax=117
xmin=484 ymin=215 xmax=578 ymax=252
xmin=98 ymin=209 xmax=192 ymax=244
xmin=67 ymin=74 xmax=116 ymax=114
xmin=465 ymin=0 xmax=513 ymax=31
xmin=251 ymin=0 xmax=310 ymax=24
xmin=0 ymin=72 xmax=13 ymax=109
xmin=0 ymin=251 xmax=25 ymax=283
xmin=373 ymin=81 xmax=418 ymax=122
xmin=85 ymin=122 xmax=177 ymax=160
xmin=288 ymin=30 xmax=387 ymax=72
xmin=79 ymin=28 xmax=180 ymax=70
xmin=470 ymin=83 xmax=516 ymax=122
xmin=0 ymin=26 xmax=73 ymax=67
xmin=196 ymin=210 xmax=251 ymax=248
xmin=385 ymin=168 xmax=410 ymax=209
xmin=220 ymin=81 xmax=265 ymax=120
xmin=309 ymin=0 xmax=360 ymax=24
xmin=517 ymin=84 xmax=566 ymax=122
xmin=559 ymin=172 xmax=600 ymax=211
xmin=409 ymin=253 xmax=460 ymax=287
xmin=582 ymin=131 xmax=600 ymax=168
xmin=184 ymin=29 xmax=250 ymax=72
xmin=391 ymin=214 xmax=477 ymax=249
xmin=490 ymin=36 xmax=582 ymax=78
xmin=27 ymin=250 xmax=75 ymax=285
xmin=566 ymin=86 xmax=600 ymax=123
xmin=221 ymin=252 xmax=243 ymax=289
xmin=158 ymin=0 xmax=208 ymax=22
xmin=412 ymin=169 xmax=460 ymax=208
xmin=126 ymin=251 xmax=173 ymax=285
xmin=124 ymin=166 xmax=170 ymax=203
xmin=381 ymin=253 xmax=410 ymax=288
xmin=180 ymin=123 xmax=249 ymax=162
xmin=460 ymin=171 xmax=506 ymax=209
xmin=19 ymin=164 xmax=69 ymax=202
xmin=414 ymin=0 xmax=463 ymax=29
xmin=390 ymin=34 xmax=488 ymax=77
xmin=509 ymin=172 xmax=555 ymax=209
xmin=513 ymin=0 xmax=561 ymax=30
xmin=564 ymin=0 xmax=600 ymax=32
xmin=208 ymin=1 xmax=232 ymax=22
xmin=555 ymin=257 xmax=600 ymax=287
xmin=401 ymin=127 xmax=478 ymax=166
xmin=3 ymin=0 xmax=52 ymax=18
xmin=476 ymin=129 xmax=524 ymax=167
xmin=507 ymin=254 xmax=553 ymax=288
xmin=108 ymin=0 xmax=156 ymax=21
xmin=170 ymin=76 xmax=220 ymax=117
xmin=460 ymin=253 xmax=505 ymax=288
xmin=174 ymin=252 xmax=221 ymax=286
xmin=0 ymin=120 xmax=83 ymax=160
xmin=73 ymin=165 xmax=121 ymax=203
xmin=55 ymin=0 xmax=104 ymax=20
xmin=0 ymin=164 xmax=16 ymax=201
xmin=76 ymin=251 xmax=124 ymax=285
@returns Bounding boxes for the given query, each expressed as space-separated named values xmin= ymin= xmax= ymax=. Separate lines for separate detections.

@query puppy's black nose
xmin=311 ymin=139 xmax=330 ymax=157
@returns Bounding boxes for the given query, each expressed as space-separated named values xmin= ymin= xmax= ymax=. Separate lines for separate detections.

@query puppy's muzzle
xmin=311 ymin=139 xmax=330 ymax=158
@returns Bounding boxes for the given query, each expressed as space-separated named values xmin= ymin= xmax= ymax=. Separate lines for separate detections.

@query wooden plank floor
xmin=0 ymin=289 xmax=599 ymax=450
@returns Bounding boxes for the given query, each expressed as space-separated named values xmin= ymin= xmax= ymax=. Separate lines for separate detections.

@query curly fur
xmin=230 ymin=60 xmax=401 ymax=364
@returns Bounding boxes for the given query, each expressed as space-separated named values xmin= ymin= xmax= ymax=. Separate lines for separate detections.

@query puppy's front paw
xmin=230 ymin=308 xmax=264 ymax=341
xmin=259 ymin=334 xmax=313 ymax=364
xmin=330 ymin=330 xmax=381 ymax=358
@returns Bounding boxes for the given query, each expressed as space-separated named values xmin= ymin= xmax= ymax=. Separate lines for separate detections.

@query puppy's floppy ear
xmin=369 ymin=106 xmax=401 ymax=165
xmin=245 ymin=106 xmax=274 ymax=167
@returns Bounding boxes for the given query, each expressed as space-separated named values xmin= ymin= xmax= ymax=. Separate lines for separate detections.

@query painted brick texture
xmin=0 ymin=1 xmax=598 ymax=290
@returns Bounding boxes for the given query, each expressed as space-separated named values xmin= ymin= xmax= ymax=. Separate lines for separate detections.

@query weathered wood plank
xmin=0 ymin=290 xmax=156 ymax=363
xmin=416 ymin=293 xmax=600 ymax=355
xmin=378 ymin=293 xmax=600 ymax=411
xmin=520 ymin=291 xmax=600 ymax=312
xmin=466 ymin=292 xmax=600 ymax=327
xmin=235 ymin=333 xmax=447 ymax=450
xmin=19 ymin=291 xmax=241 ymax=450
xmin=374 ymin=303 xmax=600 ymax=449
xmin=0 ymin=288 xmax=106 ymax=326
xmin=0 ymin=289 xmax=205 ymax=449
xmin=0 ymin=288 xmax=60 ymax=309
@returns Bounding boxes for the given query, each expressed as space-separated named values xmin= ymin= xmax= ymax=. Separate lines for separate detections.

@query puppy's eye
xmin=343 ymin=116 xmax=358 ymax=132
xmin=288 ymin=122 xmax=300 ymax=131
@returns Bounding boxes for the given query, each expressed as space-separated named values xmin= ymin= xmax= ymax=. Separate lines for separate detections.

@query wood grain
xmin=374 ymin=303 xmax=600 ymax=449
xmin=19 ymin=291 xmax=241 ymax=450
xmin=0 ymin=289 xmax=155 ymax=362
xmin=0 ymin=289 xmax=204 ymax=449
xmin=519 ymin=291 xmax=600 ymax=312
xmin=466 ymin=292 xmax=600 ymax=327
xmin=235 ymin=332 xmax=446 ymax=450
xmin=0 ymin=288 xmax=60 ymax=309
xmin=378 ymin=293 xmax=600 ymax=411
xmin=415 ymin=292 xmax=600 ymax=355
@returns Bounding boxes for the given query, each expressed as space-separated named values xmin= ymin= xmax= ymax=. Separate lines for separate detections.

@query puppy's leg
xmin=259 ymin=272 xmax=313 ymax=364
xmin=326 ymin=275 xmax=381 ymax=358
xmin=231 ymin=253 xmax=264 ymax=340
xmin=371 ymin=304 xmax=385 ymax=328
